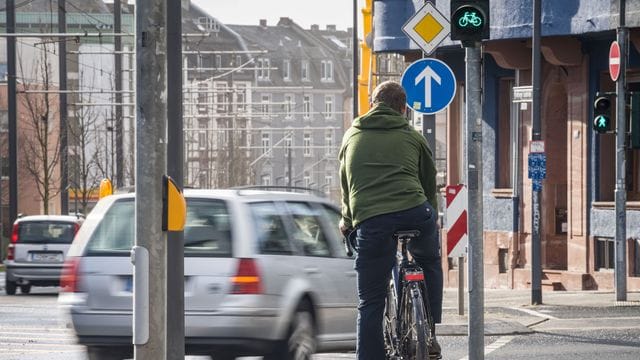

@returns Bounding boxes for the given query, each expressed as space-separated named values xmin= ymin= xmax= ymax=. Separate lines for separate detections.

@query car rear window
xmin=85 ymin=198 xmax=232 ymax=257
xmin=17 ymin=221 xmax=77 ymax=244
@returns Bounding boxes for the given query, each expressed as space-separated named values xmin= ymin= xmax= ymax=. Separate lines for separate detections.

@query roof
xmin=10 ymin=0 xmax=110 ymax=14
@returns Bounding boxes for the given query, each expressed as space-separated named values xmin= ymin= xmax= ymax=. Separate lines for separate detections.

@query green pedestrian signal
xmin=593 ymin=95 xmax=612 ymax=134
xmin=450 ymin=1 xmax=490 ymax=46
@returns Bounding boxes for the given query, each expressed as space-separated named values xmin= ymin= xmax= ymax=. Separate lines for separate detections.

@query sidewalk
xmin=438 ymin=288 xmax=640 ymax=336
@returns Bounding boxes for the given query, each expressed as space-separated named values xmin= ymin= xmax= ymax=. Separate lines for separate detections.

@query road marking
xmin=509 ymin=306 xmax=558 ymax=320
xmin=457 ymin=335 xmax=515 ymax=360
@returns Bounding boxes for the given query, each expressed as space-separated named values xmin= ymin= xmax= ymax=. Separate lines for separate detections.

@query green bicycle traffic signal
xmin=450 ymin=0 xmax=490 ymax=45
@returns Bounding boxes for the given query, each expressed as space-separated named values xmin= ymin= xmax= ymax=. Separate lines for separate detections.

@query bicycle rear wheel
xmin=383 ymin=280 xmax=398 ymax=359
xmin=399 ymin=282 xmax=428 ymax=360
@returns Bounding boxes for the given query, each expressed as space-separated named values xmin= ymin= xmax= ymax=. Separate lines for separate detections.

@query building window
xmin=303 ymin=95 xmax=311 ymax=119
xmin=324 ymin=174 xmax=333 ymax=193
xmin=261 ymin=94 xmax=271 ymax=118
xmin=304 ymin=171 xmax=311 ymax=187
xmin=235 ymin=55 xmax=243 ymax=72
xmin=283 ymin=59 xmax=291 ymax=81
xmin=235 ymin=83 xmax=247 ymax=113
xmin=285 ymin=134 xmax=294 ymax=158
xmin=324 ymin=95 xmax=334 ymax=119
xmin=325 ymin=129 xmax=334 ymax=156
xmin=215 ymin=82 xmax=227 ymax=113
xmin=497 ymin=78 xmax=514 ymax=189
xmin=284 ymin=94 xmax=294 ymax=119
xmin=215 ymin=55 xmax=222 ymax=69
xmin=261 ymin=132 xmax=271 ymax=156
xmin=261 ymin=174 xmax=271 ymax=186
xmin=321 ymin=60 xmax=333 ymax=81
xmin=0 ymin=110 xmax=7 ymax=132
xmin=1 ymin=156 xmax=9 ymax=178
xmin=257 ymin=58 xmax=270 ymax=80
xmin=595 ymin=237 xmax=615 ymax=271
xmin=198 ymin=122 xmax=207 ymax=149
xmin=303 ymin=132 xmax=312 ymax=157
xmin=301 ymin=60 xmax=310 ymax=81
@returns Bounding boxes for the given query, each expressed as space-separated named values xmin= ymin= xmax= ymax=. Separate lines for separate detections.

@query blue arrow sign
xmin=401 ymin=58 xmax=456 ymax=115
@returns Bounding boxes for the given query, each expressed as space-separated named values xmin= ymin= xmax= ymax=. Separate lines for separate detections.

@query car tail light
xmin=60 ymin=257 xmax=80 ymax=293
xmin=231 ymin=258 xmax=262 ymax=294
xmin=404 ymin=271 xmax=424 ymax=282
xmin=6 ymin=244 xmax=14 ymax=260
xmin=74 ymin=223 xmax=80 ymax=235
xmin=10 ymin=223 xmax=18 ymax=244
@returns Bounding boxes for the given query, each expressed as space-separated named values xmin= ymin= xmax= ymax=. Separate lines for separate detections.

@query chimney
xmin=279 ymin=17 xmax=293 ymax=26
xmin=259 ymin=19 xmax=267 ymax=27
xmin=326 ymin=25 xmax=336 ymax=31
xmin=310 ymin=24 xmax=320 ymax=31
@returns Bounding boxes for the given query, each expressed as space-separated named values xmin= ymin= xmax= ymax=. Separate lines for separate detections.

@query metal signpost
xmin=614 ymin=1 xmax=627 ymax=302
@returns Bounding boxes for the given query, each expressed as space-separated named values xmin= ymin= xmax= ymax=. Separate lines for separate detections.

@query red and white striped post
xmin=446 ymin=184 xmax=468 ymax=315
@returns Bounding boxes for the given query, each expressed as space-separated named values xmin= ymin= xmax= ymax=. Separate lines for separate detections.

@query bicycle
xmin=343 ymin=229 xmax=436 ymax=360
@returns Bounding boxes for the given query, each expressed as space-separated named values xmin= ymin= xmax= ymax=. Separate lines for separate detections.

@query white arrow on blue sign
xmin=401 ymin=58 xmax=456 ymax=115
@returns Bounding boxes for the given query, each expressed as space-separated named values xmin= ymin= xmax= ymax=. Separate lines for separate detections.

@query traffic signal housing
xmin=450 ymin=0 xmax=490 ymax=45
xmin=593 ymin=95 xmax=613 ymax=134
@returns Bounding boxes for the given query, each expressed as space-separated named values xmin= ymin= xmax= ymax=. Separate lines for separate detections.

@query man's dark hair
xmin=371 ymin=80 xmax=406 ymax=114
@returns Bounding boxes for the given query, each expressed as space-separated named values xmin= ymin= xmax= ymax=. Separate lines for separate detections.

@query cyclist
xmin=339 ymin=80 xmax=443 ymax=360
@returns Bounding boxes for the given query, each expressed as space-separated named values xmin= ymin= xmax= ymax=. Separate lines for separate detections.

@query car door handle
xmin=304 ymin=267 xmax=320 ymax=275
xmin=345 ymin=270 xmax=357 ymax=277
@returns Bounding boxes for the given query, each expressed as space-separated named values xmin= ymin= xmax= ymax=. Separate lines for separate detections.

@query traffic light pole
xmin=614 ymin=0 xmax=627 ymax=302
xmin=530 ymin=0 xmax=543 ymax=306
xmin=465 ymin=44 xmax=484 ymax=360
xmin=134 ymin=0 xmax=168 ymax=359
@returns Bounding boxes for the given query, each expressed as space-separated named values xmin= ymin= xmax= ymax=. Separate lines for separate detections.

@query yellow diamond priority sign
xmin=402 ymin=2 xmax=450 ymax=55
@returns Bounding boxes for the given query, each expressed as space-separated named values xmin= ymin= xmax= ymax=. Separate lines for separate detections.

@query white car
xmin=4 ymin=214 xmax=83 ymax=295
xmin=58 ymin=189 xmax=358 ymax=360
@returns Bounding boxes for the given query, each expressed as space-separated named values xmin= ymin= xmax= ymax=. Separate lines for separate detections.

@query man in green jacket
xmin=339 ymin=80 xmax=442 ymax=360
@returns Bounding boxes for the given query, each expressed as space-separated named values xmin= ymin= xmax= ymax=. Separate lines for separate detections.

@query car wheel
xmin=86 ymin=346 xmax=130 ymax=360
xmin=20 ymin=284 xmax=31 ymax=294
xmin=266 ymin=303 xmax=316 ymax=360
xmin=5 ymin=280 xmax=17 ymax=295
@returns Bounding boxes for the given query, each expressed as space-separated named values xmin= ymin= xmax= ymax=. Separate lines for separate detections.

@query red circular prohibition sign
xmin=610 ymin=41 xmax=621 ymax=82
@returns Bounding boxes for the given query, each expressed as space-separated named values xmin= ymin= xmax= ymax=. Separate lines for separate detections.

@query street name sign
xmin=610 ymin=41 xmax=621 ymax=82
xmin=401 ymin=58 xmax=456 ymax=114
xmin=512 ymin=85 xmax=533 ymax=103
xmin=402 ymin=2 xmax=450 ymax=55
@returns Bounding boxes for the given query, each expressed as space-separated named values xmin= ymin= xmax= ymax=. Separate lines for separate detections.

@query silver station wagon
xmin=58 ymin=189 xmax=358 ymax=360
xmin=5 ymin=214 xmax=84 ymax=295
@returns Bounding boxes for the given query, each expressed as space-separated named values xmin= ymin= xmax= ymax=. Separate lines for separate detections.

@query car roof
xmin=107 ymin=188 xmax=335 ymax=206
xmin=15 ymin=214 xmax=84 ymax=224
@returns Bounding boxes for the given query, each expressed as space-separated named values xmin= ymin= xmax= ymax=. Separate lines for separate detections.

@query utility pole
xmin=59 ymin=0 xmax=69 ymax=215
xmin=352 ymin=0 xmax=358 ymax=118
xmin=466 ymin=45 xmax=484 ymax=360
xmin=531 ymin=0 xmax=543 ymax=306
xmin=133 ymin=0 xmax=168 ymax=358
xmin=614 ymin=0 xmax=627 ymax=302
xmin=166 ymin=0 xmax=184 ymax=357
xmin=115 ymin=0 xmax=124 ymax=187
xmin=7 ymin=0 xmax=18 ymax=226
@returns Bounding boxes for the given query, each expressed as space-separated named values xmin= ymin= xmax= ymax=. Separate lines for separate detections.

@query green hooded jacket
xmin=339 ymin=104 xmax=437 ymax=228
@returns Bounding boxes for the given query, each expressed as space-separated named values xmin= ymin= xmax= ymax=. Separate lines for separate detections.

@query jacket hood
xmin=352 ymin=104 xmax=408 ymax=130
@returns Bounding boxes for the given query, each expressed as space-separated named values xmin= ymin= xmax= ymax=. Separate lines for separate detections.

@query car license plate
xmin=32 ymin=252 xmax=63 ymax=262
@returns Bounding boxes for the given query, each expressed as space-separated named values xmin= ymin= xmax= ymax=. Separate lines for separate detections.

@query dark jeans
xmin=354 ymin=201 xmax=443 ymax=360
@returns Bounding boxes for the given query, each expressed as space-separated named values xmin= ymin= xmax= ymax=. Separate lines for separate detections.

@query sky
xmin=190 ymin=0 xmax=362 ymax=32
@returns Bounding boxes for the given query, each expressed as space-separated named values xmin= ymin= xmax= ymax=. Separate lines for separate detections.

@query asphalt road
xmin=1 ymin=275 xmax=639 ymax=360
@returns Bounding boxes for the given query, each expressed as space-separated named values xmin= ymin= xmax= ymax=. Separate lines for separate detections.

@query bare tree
xmin=67 ymin=85 xmax=103 ymax=214
xmin=18 ymin=45 xmax=61 ymax=214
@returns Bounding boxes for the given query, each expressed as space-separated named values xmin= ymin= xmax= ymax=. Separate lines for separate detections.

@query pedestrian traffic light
xmin=593 ymin=95 xmax=612 ymax=134
xmin=631 ymin=93 xmax=640 ymax=148
xmin=450 ymin=0 xmax=490 ymax=45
